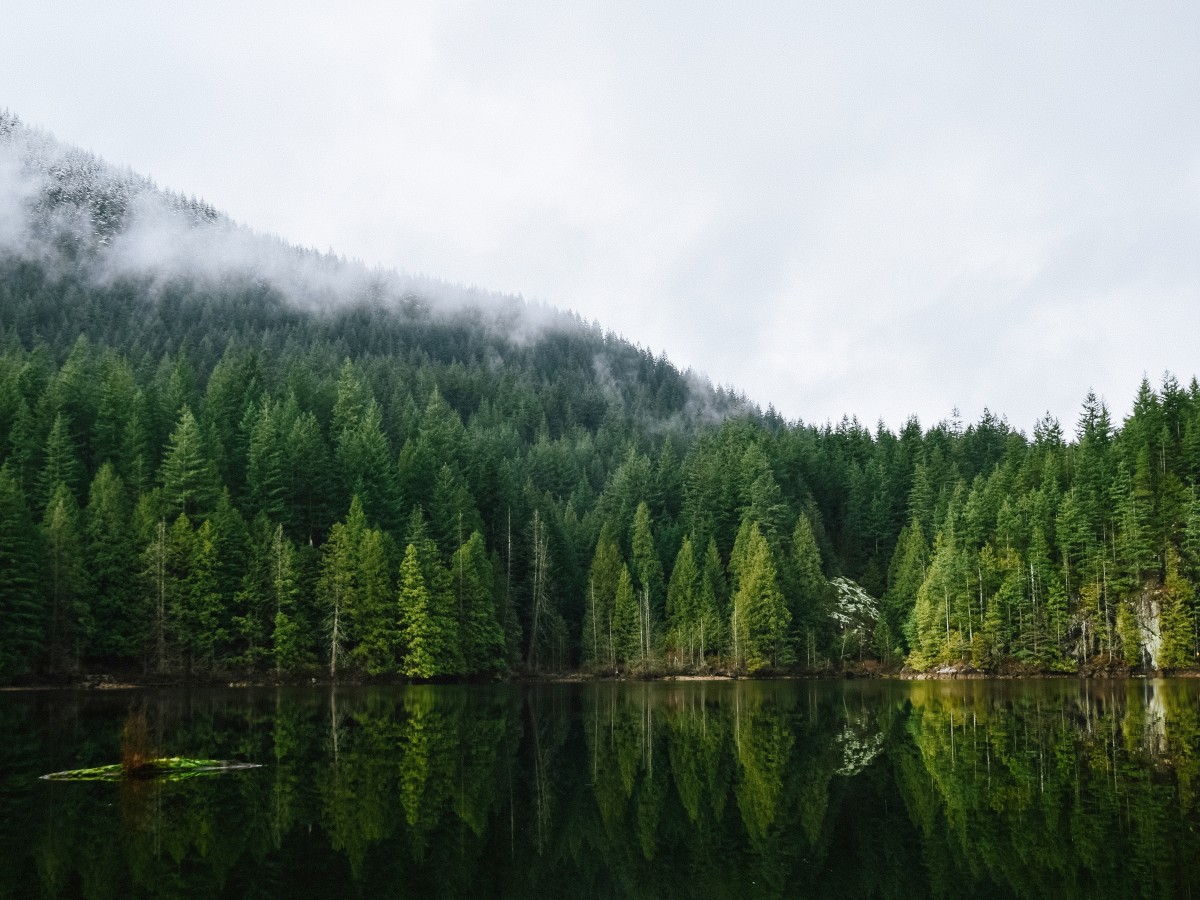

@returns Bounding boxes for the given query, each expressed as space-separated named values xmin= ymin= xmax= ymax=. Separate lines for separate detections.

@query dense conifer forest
xmin=2 ymin=111 xmax=1199 ymax=681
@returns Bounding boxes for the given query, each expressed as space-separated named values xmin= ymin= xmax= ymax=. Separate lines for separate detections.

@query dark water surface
xmin=2 ymin=679 xmax=1199 ymax=899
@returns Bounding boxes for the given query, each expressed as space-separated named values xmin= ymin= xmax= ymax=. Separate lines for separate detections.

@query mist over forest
xmin=1 ymin=110 xmax=1198 ymax=682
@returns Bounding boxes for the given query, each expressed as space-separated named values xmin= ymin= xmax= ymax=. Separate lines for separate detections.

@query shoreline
xmin=5 ymin=665 xmax=1200 ymax=691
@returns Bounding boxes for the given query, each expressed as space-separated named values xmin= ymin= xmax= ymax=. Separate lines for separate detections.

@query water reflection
xmin=2 ymin=680 xmax=1200 ymax=898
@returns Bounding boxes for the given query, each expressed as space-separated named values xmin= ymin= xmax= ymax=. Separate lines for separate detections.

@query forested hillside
xmin=2 ymin=111 xmax=1199 ymax=681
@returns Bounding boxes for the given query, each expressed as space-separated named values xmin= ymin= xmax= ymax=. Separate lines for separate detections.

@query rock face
xmin=1129 ymin=592 xmax=1163 ymax=670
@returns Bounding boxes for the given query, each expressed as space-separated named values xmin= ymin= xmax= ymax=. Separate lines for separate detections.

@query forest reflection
xmin=4 ymin=680 xmax=1200 ymax=898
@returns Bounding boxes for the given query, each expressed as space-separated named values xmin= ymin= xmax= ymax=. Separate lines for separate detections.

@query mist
xmin=0 ymin=109 xmax=763 ymax=442
xmin=0 ymin=112 xmax=597 ymax=350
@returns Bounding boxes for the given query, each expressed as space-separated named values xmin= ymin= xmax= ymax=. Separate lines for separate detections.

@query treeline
xmin=5 ymin=292 xmax=1200 ymax=677
xmin=5 ymin=267 xmax=1200 ymax=677
xmin=0 ymin=322 xmax=830 ymax=679
xmin=898 ymin=379 xmax=1200 ymax=671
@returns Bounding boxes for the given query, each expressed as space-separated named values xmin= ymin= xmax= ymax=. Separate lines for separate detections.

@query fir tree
xmin=612 ymin=563 xmax=640 ymax=667
xmin=631 ymin=501 xmax=664 ymax=663
xmin=730 ymin=523 xmax=789 ymax=672
xmin=85 ymin=464 xmax=141 ymax=663
xmin=41 ymin=482 xmax=89 ymax=673
xmin=160 ymin=405 xmax=219 ymax=518
xmin=581 ymin=523 xmax=622 ymax=669
xmin=398 ymin=543 xmax=437 ymax=679
xmin=452 ymin=531 xmax=506 ymax=675
xmin=666 ymin=536 xmax=700 ymax=667
xmin=0 ymin=464 xmax=42 ymax=676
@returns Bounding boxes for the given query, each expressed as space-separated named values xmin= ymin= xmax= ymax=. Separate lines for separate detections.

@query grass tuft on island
xmin=41 ymin=758 xmax=262 ymax=782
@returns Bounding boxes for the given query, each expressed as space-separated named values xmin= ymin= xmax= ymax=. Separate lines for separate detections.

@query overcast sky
xmin=3 ymin=1 xmax=1199 ymax=433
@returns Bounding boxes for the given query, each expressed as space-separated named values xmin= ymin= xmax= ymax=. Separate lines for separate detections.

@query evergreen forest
xmin=3 ymin=111 xmax=1200 ymax=681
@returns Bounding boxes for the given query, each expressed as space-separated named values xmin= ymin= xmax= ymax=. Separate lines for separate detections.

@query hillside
xmin=1 ymin=111 xmax=1199 ymax=681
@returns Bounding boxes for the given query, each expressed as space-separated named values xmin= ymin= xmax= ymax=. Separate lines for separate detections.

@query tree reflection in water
xmin=5 ymin=680 xmax=1200 ymax=898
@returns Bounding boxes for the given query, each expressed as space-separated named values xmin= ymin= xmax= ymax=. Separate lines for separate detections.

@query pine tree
xmin=84 ymin=464 xmax=142 ymax=663
xmin=612 ymin=563 xmax=640 ymax=667
xmin=885 ymin=521 xmax=928 ymax=652
xmin=42 ymin=482 xmax=89 ymax=673
xmin=282 ymin=409 xmax=331 ymax=544
xmin=404 ymin=506 xmax=463 ymax=675
xmin=908 ymin=524 xmax=966 ymax=667
xmin=93 ymin=354 xmax=139 ymax=469
xmin=1115 ymin=455 xmax=1156 ymax=589
xmin=631 ymin=501 xmax=663 ymax=662
xmin=335 ymin=399 xmax=400 ymax=531
xmin=789 ymin=515 xmax=829 ymax=662
xmin=38 ymin=411 xmax=82 ymax=508
xmin=317 ymin=499 xmax=367 ymax=678
xmin=1159 ymin=548 xmax=1195 ymax=669
xmin=737 ymin=444 xmax=788 ymax=547
xmin=119 ymin=392 xmax=153 ymax=496
xmin=351 ymin=527 xmax=396 ymax=675
xmin=267 ymin=523 xmax=307 ymax=673
xmin=430 ymin=463 xmax=482 ymax=561
xmin=174 ymin=516 xmax=223 ymax=674
xmin=160 ymin=405 xmax=219 ymax=518
xmin=698 ymin=537 xmax=727 ymax=663
xmin=419 ymin=386 xmax=466 ymax=470
xmin=5 ymin=399 xmax=37 ymax=498
xmin=452 ymin=531 xmax=506 ymax=675
xmin=666 ymin=537 xmax=700 ymax=667
xmin=728 ymin=514 xmax=756 ymax=598
xmin=581 ymin=523 xmax=622 ymax=669
xmin=397 ymin=543 xmax=436 ymax=679
xmin=233 ymin=514 xmax=276 ymax=668
xmin=0 ymin=464 xmax=42 ymax=676
xmin=730 ymin=523 xmax=790 ymax=672
xmin=245 ymin=395 xmax=285 ymax=521
xmin=142 ymin=518 xmax=172 ymax=673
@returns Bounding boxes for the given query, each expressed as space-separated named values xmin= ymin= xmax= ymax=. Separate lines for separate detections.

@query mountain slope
xmin=2 ymin=111 xmax=1200 ymax=682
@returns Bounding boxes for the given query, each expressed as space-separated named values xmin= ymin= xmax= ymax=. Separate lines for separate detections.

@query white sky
xmin=3 ymin=1 xmax=1200 ymax=432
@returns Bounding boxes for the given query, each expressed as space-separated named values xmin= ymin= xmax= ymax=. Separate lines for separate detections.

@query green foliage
xmin=730 ymin=522 xmax=790 ymax=672
xmin=397 ymin=543 xmax=437 ymax=679
xmin=789 ymin=515 xmax=830 ymax=656
xmin=0 ymin=463 xmax=42 ymax=675
xmin=85 ymin=463 xmax=141 ymax=662
xmin=1116 ymin=603 xmax=1142 ymax=668
xmin=1159 ymin=549 xmax=1194 ymax=670
xmin=631 ymin=501 xmax=664 ymax=656
xmin=4 ymin=198 xmax=1200 ymax=678
xmin=160 ymin=406 xmax=219 ymax=518
xmin=612 ymin=564 xmax=640 ymax=666
xmin=41 ymin=482 xmax=89 ymax=672
xmin=403 ymin=507 xmax=464 ymax=676
xmin=452 ymin=531 xmax=506 ymax=675
xmin=581 ymin=523 xmax=622 ymax=668
xmin=665 ymin=536 xmax=700 ymax=666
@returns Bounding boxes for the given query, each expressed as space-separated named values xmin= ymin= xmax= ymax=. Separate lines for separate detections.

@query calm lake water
xmin=2 ymin=679 xmax=1199 ymax=899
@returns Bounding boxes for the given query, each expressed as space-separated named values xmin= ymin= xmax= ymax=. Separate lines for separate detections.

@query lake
xmin=1 ymin=679 xmax=1199 ymax=898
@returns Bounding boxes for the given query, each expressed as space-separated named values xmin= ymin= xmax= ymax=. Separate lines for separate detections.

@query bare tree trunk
xmin=457 ymin=511 xmax=465 ymax=624
xmin=329 ymin=596 xmax=340 ymax=680
xmin=527 ymin=511 xmax=547 ymax=670
xmin=1101 ymin=556 xmax=1111 ymax=658
xmin=944 ymin=584 xmax=951 ymax=655
xmin=273 ymin=525 xmax=284 ymax=675
xmin=589 ymin=580 xmax=598 ymax=665
xmin=152 ymin=520 xmax=168 ymax=674
xmin=641 ymin=585 xmax=651 ymax=664
xmin=1030 ymin=560 xmax=1039 ymax=659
